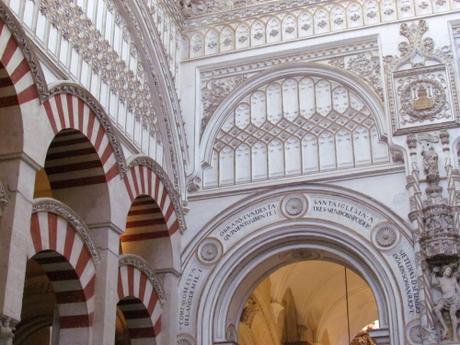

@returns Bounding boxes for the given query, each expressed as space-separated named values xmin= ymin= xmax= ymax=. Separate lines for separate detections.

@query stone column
xmin=89 ymin=223 xmax=122 ymax=345
xmin=157 ymin=270 xmax=181 ymax=345
xmin=0 ymin=315 xmax=18 ymax=345
xmin=0 ymin=156 xmax=38 ymax=324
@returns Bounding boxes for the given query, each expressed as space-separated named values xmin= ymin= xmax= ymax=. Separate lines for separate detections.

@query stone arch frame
xmin=182 ymin=185 xmax=412 ymax=345
xmin=198 ymin=225 xmax=403 ymax=345
xmin=27 ymin=198 xmax=100 ymax=344
xmin=200 ymin=63 xmax=388 ymax=168
xmin=0 ymin=2 xmax=47 ymax=105
xmin=124 ymin=155 xmax=185 ymax=236
xmin=43 ymin=82 xmax=127 ymax=182
xmin=117 ymin=255 xmax=164 ymax=343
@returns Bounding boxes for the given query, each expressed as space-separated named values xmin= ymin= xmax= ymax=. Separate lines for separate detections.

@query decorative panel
xmin=202 ymin=76 xmax=391 ymax=189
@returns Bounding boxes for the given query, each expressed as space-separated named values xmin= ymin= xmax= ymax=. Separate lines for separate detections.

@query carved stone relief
xmin=199 ymin=39 xmax=383 ymax=135
xmin=197 ymin=237 xmax=223 ymax=264
xmin=385 ymin=20 xmax=460 ymax=134
xmin=0 ymin=181 xmax=9 ymax=218
xmin=372 ymin=222 xmax=400 ymax=250
xmin=0 ymin=315 xmax=18 ymax=345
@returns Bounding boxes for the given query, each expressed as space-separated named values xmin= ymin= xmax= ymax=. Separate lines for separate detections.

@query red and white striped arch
xmin=124 ymin=162 xmax=180 ymax=237
xmin=0 ymin=18 xmax=39 ymax=108
xmin=118 ymin=264 xmax=162 ymax=342
xmin=30 ymin=208 xmax=97 ymax=333
xmin=43 ymin=92 xmax=121 ymax=182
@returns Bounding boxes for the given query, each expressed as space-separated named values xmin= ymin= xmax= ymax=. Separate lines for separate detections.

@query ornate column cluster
xmin=406 ymin=132 xmax=460 ymax=343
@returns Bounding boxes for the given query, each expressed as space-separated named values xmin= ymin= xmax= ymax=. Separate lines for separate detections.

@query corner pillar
xmin=89 ymin=223 xmax=121 ymax=345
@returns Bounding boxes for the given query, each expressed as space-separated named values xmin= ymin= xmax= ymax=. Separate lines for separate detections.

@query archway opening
xmin=33 ymin=128 xmax=110 ymax=222
xmin=115 ymin=297 xmax=157 ymax=345
xmin=238 ymin=260 xmax=378 ymax=345
xmin=14 ymin=251 xmax=90 ymax=345
xmin=120 ymin=195 xmax=172 ymax=268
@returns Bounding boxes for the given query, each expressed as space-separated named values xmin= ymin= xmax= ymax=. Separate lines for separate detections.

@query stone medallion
xmin=372 ymin=222 xmax=400 ymax=250
xmin=400 ymin=79 xmax=446 ymax=121
xmin=197 ymin=237 xmax=223 ymax=264
xmin=406 ymin=320 xmax=422 ymax=345
xmin=281 ymin=194 xmax=308 ymax=218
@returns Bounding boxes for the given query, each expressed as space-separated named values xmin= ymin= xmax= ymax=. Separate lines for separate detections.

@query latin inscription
xmin=393 ymin=250 xmax=420 ymax=315
xmin=311 ymin=199 xmax=375 ymax=230
xmin=218 ymin=203 xmax=277 ymax=241
xmin=178 ymin=267 xmax=203 ymax=329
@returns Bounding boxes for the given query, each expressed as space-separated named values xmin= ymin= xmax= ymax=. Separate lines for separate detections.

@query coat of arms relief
xmin=385 ymin=20 xmax=460 ymax=134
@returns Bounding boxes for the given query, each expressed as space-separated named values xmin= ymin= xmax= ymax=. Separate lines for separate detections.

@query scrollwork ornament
xmin=197 ymin=237 xmax=223 ymax=265
xmin=119 ymin=254 xmax=166 ymax=304
xmin=372 ymin=222 xmax=400 ymax=250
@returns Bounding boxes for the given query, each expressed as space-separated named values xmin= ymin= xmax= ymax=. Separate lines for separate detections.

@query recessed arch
xmin=43 ymin=83 xmax=127 ymax=182
xmin=201 ymin=64 xmax=387 ymax=166
xmin=117 ymin=255 xmax=163 ymax=344
xmin=21 ymin=198 xmax=99 ymax=345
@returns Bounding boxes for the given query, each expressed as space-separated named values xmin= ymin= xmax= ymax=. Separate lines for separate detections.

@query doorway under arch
xmin=238 ymin=260 xmax=379 ymax=345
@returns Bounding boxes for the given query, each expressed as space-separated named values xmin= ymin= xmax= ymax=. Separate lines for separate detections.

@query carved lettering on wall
xmin=178 ymin=267 xmax=203 ymax=330
xmin=392 ymin=250 xmax=420 ymax=315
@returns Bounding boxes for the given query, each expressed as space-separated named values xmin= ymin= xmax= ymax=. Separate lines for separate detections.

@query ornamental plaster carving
xmin=0 ymin=1 xmax=48 ymax=101
xmin=119 ymin=254 xmax=166 ymax=304
xmin=197 ymin=237 xmax=223 ymax=264
xmin=384 ymin=20 xmax=460 ymax=134
xmin=40 ymin=0 xmax=156 ymax=127
xmin=118 ymin=1 xmax=189 ymax=191
xmin=199 ymin=39 xmax=383 ymax=134
xmin=372 ymin=222 xmax=400 ymax=250
xmin=201 ymin=72 xmax=390 ymax=189
xmin=48 ymin=83 xmax=127 ymax=176
xmin=0 ymin=181 xmax=8 ymax=218
xmin=129 ymin=156 xmax=186 ymax=232
xmin=280 ymin=194 xmax=308 ymax=218
xmin=183 ymin=0 xmax=460 ymax=58
xmin=32 ymin=198 xmax=101 ymax=264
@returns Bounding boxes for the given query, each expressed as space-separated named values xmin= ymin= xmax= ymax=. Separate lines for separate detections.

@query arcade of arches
xmin=1 ymin=1 xmax=460 ymax=345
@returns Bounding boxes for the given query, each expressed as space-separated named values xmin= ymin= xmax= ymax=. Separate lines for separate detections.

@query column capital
xmin=0 ymin=314 xmax=19 ymax=345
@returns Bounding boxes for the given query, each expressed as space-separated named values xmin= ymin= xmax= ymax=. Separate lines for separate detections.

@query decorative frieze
xmin=40 ymin=0 xmax=156 ymax=127
xmin=182 ymin=0 xmax=460 ymax=59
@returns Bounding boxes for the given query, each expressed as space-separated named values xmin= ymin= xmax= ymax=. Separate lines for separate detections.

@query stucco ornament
xmin=422 ymin=146 xmax=440 ymax=182
xmin=431 ymin=265 xmax=460 ymax=341
xmin=197 ymin=238 xmax=223 ymax=264
xmin=281 ymin=194 xmax=308 ymax=218
xmin=0 ymin=181 xmax=9 ymax=218
xmin=385 ymin=20 xmax=460 ymax=134
xmin=372 ymin=222 xmax=399 ymax=250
